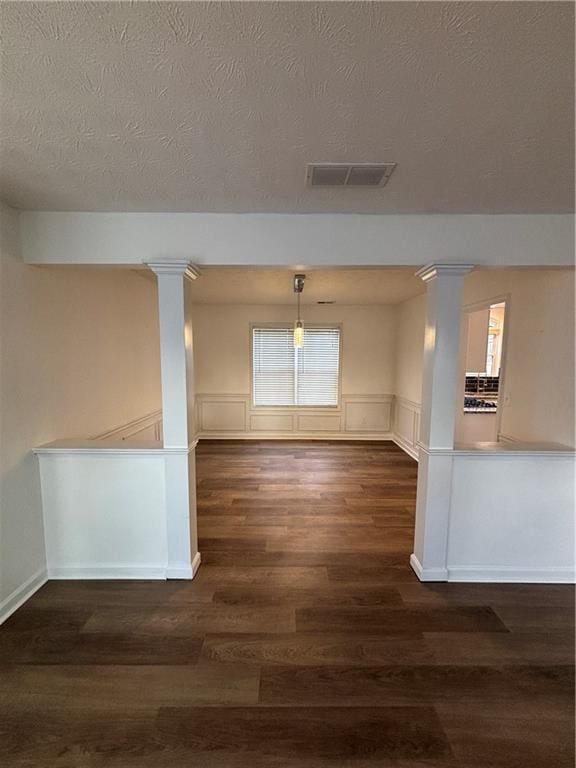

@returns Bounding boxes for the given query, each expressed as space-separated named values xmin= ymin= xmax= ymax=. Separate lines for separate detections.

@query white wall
xmin=392 ymin=268 xmax=575 ymax=449
xmin=20 ymin=212 xmax=574 ymax=267
xmin=447 ymin=452 xmax=575 ymax=582
xmin=0 ymin=203 xmax=162 ymax=618
xmin=394 ymin=293 xmax=426 ymax=404
xmin=191 ymin=303 xmax=396 ymax=438
xmin=38 ymin=451 xmax=167 ymax=579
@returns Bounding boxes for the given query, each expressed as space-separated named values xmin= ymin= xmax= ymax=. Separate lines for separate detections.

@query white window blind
xmin=252 ymin=327 xmax=340 ymax=407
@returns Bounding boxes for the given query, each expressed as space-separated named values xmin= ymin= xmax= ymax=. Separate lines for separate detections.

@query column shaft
xmin=412 ymin=264 xmax=473 ymax=580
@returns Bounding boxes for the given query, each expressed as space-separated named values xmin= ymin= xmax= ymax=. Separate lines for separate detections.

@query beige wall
xmin=191 ymin=303 xmax=396 ymax=438
xmin=463 ymin=268 xmax=575 ymax=448
xmin=392 ymin=268 xmax=575 ymax=449
xmin=394 ymin=293 xmax=426 ymax=405
xmin=192 ymin=303 xmax=396 ymax=397
xmin=0 ymin=203 xmax=161 ymax=607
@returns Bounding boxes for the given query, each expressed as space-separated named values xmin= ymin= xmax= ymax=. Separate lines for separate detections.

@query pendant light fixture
xmin=293 ymin=273 xmax=305 ymax=348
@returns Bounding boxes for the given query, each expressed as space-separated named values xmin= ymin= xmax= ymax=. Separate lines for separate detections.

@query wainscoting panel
xmin=195 ymin=394 xmax=395 ymax=440
xmin=393 ymin=397 xmax=421 ymax=460
xmin=250 ymin=413 xmax=295 ymax=432
xmin=200 ymin=398 xmax=246 ymax=432
xmin=344 ymin=399 xmax=392 ymax=432
xmin=297 ymin=414 xmax=341 ymax=432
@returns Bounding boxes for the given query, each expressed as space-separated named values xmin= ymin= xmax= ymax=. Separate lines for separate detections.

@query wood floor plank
xmin=0 ymin=663 xmax=260 ymax=710
xmin=398 ymin=582 xmax=576 ymax=609
xmin=155 ymin=706 xmax=454 ymax=763
xmin=212 ymin=585 xmax=404 ymax=608
xmin=201 ymin=551 xmax=409 ymax=568
xmin=424 ymin=631 xmax=576 ymax=666
xmin=202 ymin=633 xmax=435 ymax=666
xmin=83 ymin=604 xmax=296 ymax=634
xmin=0 ymin=629 xmax=204 ymax=665
xmin=296 ymin=606 xmax=509 ymax=634
xmin=491 ymin=605 xmax=576 ymax=633
xmin=259 ymin=664 xmax=574 ymax=707
xmin=436 ymin=704 xmax=575 ymax=768
xmin=193 ymin=565 xmax=330 ymax=587
xmin=267 ymin=530 xmax=414 ymax=553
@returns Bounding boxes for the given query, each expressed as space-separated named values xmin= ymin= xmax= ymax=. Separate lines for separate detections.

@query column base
xmin=166 ymin=552 xmax=201 ymax=580
xmin=410 ymin=553 xmax=448 ymax=582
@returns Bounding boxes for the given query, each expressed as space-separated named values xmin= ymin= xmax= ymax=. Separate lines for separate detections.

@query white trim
xmin=392 ymin=434 xmax=419 ymax=461
xmin=166 ymin=552 xmax=201 ymax=580
xmin=418 ymin=442 xmax=574 ymax=458
xmin=47 ymin=564 xmax=167 ymax=580
xmin=498 ymin=433 xmax=521 ymax=445
xmin=394 ymin=396 xmax=421 ymax=411
xmin=0 ymin=567 xmax=48 ymax=625
xmin=447 ymin=566 xmax=576 ymax=584
xmin=197 ymin=431 xmax=394 ymax=441
xmin=147 ymin=260 xmax=201 ymax=280
xmin=410 ymin=553 xmax=448 ymax=581
xmin=196 ymin=392 xmax=394 ymax=438
xmin=89 ymin=409 xmax=162 ymax=442
xmin=34 ymin=443 xmax=191 ymax=456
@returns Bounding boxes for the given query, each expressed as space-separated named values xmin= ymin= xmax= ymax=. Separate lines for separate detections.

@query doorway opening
xmin=456 ymin=298 xmax=508 ymax=444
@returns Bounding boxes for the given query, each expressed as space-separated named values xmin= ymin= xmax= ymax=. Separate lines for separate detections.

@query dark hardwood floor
xmin=1 ymin=440 xmax=574 ymax=767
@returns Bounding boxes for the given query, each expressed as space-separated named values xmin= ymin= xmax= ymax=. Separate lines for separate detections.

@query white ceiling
xmin=0 ymin=1 xmax=573 ymax=214
xmin=183 ymin=268 xmax=424 ymax=305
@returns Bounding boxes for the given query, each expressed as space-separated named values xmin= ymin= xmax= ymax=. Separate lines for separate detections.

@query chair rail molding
xmin=89 ymin=408 xmax=162 ymax=442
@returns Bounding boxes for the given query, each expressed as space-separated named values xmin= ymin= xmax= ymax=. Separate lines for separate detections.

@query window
xmin=252 ymin=327 xmax=340 ymax=407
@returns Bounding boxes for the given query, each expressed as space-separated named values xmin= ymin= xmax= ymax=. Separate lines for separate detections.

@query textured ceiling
xmin=0 ymin=1 xmax=573 ymax=213
xmin=182 ymin=268 xmax=425 ymax=305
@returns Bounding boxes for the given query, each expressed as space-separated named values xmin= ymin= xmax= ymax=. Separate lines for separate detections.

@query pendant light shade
xmin=294 ymin=321 xmax=304 ymax=348
xmin=293 ymin=274 xmax=305 ymax=348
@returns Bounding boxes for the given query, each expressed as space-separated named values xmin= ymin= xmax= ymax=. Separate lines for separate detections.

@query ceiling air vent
xmin=306 ymin=163 xmax=396 ymax=188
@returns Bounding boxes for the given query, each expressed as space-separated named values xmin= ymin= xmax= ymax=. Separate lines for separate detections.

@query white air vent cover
xmin=306 ymin=163 xmax=396 ymax=188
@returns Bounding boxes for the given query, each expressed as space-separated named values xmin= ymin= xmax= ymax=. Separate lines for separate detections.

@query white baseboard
xmin=447 ymin=565 xmax=576 ymax=584
xmin=47 ymin=555 xmax=203 ymax=581
xmin=166 ymin=552 xmax=202 ymax=580
xmin=0 ymin=567 xmax=48 ymax=625
xmin=392 ymin=434 xmax=419 ymax=461
xmin=410 ymin=555 xmax=575 ymax=584
xmin=47 ymin=564 xmax=167 ymax=580
xmin=410 ymin=553 xmax=448 ymax=581
xmin=197 ymin=432 xmax=394 ymax=441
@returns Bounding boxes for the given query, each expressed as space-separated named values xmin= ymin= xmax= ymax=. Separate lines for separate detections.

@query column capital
xmin=146 ymin=260 xmax=201 ymax=281
xmin=415 ymin=263 xmax=475 ymax=283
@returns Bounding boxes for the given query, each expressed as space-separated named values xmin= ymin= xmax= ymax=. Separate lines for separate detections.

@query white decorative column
xmin=411 ymin=264 xmax=473 ymax=581
xmin=148 ymin=260 xmax=201 ymax=579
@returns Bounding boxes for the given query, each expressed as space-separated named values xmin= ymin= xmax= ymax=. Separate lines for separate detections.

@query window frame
xmin=250 ymin=322 xmax=343 ymax=410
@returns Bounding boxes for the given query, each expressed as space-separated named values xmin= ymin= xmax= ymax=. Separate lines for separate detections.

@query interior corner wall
xmin=191 ymin=303 xmax=396 ymax=438
xmin=463 ymin=268 xmax=575 ymax=449
xmin=0 ymin=203 xmax=162 ymax=617
xmin=392 ymin=293 xmax=426 ymax=455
